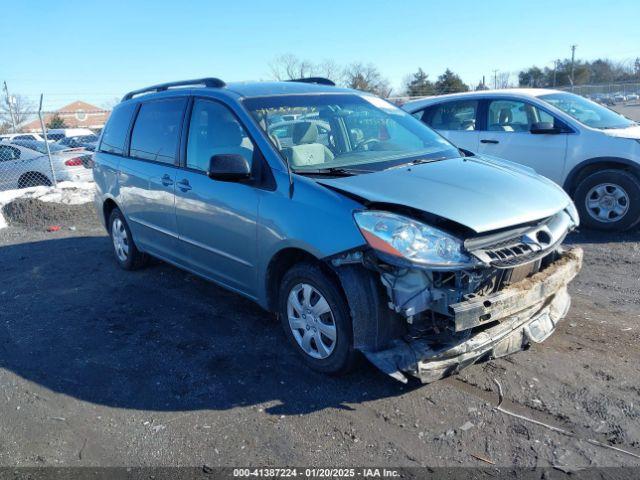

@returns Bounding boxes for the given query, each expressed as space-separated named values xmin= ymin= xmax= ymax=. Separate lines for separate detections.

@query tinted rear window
xmin=129 ymin=99 xmax=186 ymax=164
xmin=99 ymin=102 xmax=136 ymax=155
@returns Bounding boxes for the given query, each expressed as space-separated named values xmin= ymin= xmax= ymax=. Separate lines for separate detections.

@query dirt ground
xmin=0 ymin=200 xmax=638 ymax=471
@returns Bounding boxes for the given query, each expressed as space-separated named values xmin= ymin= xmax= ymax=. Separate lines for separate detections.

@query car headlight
xmin=354 ymin=210 xmax=473 ymax=268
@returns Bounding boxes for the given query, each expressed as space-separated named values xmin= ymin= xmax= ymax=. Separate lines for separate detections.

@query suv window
xmin=424 ymin=101 xmax=478 ymax=131
xmin=487 ymin=99 xmax=555 ymax=132
xmin=130 ymin=99 xmax=186 ymax=164
xmin=186 ymin=100 xmax=254 ymax=172
xmin=99 ymin=102 xmax=136 ymax=155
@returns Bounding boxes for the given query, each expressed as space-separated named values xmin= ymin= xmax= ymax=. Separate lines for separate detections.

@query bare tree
xmin=343 ymin=62 xmax=391 ymax=97
xmin=496 ymin=72 xmax=511 ymax=89
xmin=315 ymin=59 xmax=341 ymax=83
xmin=269 ymin=54 xmax=315 ymax=80
xmin=0 ymin=93 xmax=34 ymax=128
xmin=101 ymin=97 xmax=120 ymax=111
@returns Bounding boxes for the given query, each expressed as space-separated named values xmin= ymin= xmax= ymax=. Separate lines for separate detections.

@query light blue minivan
xmin=94 ymin=78 xmax=582 ymax=383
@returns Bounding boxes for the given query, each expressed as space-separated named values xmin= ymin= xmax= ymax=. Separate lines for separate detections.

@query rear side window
xmin=424 ymin=101 xmax=478 ymax=131
xmin=130 ymin=99 xmax=186 ymax=164
xmin=99 ymin=103 xmax=136 ymax=155
xmin=0 ymin=145 xmax=21 ymax=161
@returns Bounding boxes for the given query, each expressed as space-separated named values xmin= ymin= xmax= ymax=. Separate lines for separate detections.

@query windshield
xmin=244 ymin=93 xmax=459 ymax=173
xmin=13 ymin=140 xmax=67 ymax=154
xmin=539 ymin=92 xmax=635 ymax=129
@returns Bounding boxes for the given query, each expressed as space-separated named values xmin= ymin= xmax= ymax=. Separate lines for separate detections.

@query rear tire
xmin=18 ymin=172 xmax=51 ymax=188
xmin=108 ymin=208 xmax=147 ymax=270
xmin=278 ymin=262 xmax=358 ymax=375
xmin=574 ymin=169 xmax=640 ymax=231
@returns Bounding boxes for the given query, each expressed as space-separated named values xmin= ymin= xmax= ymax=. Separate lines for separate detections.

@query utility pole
xmin=3 ymin=81 xmax=18 ymax=133
xmin=492 ymin=69 xmax=499 ymax=89
xmin=553 ymin=59 xmax=559 ymax=87
xmin=570 ymin=44 xmax=577 ymax=89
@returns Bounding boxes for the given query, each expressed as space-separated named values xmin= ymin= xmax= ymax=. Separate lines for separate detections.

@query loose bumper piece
xmin=363 ymin=247 xmax=583 ymax=383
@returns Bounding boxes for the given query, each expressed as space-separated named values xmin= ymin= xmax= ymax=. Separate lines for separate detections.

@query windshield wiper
xmin=295 ymin=166 xmax=375 ymax=176
xmin=389 ymin=156 xmax=450 ymax=170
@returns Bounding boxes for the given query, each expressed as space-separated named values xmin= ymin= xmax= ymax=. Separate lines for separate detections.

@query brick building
xmin=22 ymin=101 xmax=110 ymax=132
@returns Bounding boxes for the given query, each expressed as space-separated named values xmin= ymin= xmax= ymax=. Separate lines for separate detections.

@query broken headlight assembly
xmin=353 ymin=210 xmax=475 ymax=269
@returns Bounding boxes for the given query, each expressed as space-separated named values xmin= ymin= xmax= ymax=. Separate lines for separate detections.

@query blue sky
xmin=3 ymin=0 xmax=639 ymax=110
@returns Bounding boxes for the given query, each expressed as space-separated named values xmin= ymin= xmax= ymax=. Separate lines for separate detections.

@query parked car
xmin=403 ymin=89 xmax=640 ymax=231
xmin=46 ymin=128 xmax=95 ymax=142
xmin=0 ymin=142 xmax=93 ymax=191
xmin=0 ymin=132 xmax=45 ymax=143
xmin=93 ymin=78 xmax=581 ymax=383
xmin=57 ymin=134 xmax=100 ymax=151
xmin=626 ymin=93 xmax=639 ymax=101
xmin=613 ymin=93 xmax=627 ymax=103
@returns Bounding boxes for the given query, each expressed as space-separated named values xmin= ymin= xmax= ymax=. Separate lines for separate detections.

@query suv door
xmin=419 ymin=100 xmax=480 ymax=152
xmin=174 ymin=98 xmax=259 ymax=296
xmin=477 ymin=98 xmax=569 ymax=184
xmin=119 ymin=97 xmax=187 ymax=261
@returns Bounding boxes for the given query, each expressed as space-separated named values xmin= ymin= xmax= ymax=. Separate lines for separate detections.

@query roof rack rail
xmin=287 ymin=77 xmax=335 ymax=87
xmin=121 ymin=77 xmax=226 ymax=102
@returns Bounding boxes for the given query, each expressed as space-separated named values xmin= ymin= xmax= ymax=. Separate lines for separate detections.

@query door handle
xmin=480 ymin=139 xmax=499 ymax=144
xmin=177 ymin=179 xmax=192 ymax=192
xmin=161 ymin=174 xmax=174 ymax=186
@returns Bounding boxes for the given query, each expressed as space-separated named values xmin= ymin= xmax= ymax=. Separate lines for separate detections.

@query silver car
xmin=0 ymin=141 xmax=93 ymax=191
xmin=93 ymin=78 xmax=582 ymax=383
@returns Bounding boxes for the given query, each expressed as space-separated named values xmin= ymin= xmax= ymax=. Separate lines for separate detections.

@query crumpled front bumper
xmin=363 ymin=247 xmax=583 ymax=383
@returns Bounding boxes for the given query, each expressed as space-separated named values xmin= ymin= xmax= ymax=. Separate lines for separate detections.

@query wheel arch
xmin=264 ymin=247 xmax=338 ymax=312
xmin=564 ymin=157 xmax=640 ymax=197
xmin=102 ymin=197 xmax=120 ymax=231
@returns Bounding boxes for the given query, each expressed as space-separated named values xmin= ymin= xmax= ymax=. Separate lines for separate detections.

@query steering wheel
xmin=354 ymin=138 xmax=381 ymax=151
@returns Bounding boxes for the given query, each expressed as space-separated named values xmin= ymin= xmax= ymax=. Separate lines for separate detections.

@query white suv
xmin=403 ymin=89 xmax=640 ymax=231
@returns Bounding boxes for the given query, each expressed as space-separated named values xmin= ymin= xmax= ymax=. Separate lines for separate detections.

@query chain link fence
xmin=0 ymin=95 xmax=106 ymax=192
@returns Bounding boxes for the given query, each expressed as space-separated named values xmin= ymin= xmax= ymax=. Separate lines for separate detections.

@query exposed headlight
xmin=566 ymin=201 xmax=580 ymax=227
xmin=354 ymin=210 xmax=473 ymax=268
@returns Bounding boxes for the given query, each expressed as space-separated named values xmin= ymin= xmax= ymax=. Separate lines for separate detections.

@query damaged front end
xmin=332 ymin=207 xmax=582 ymax=383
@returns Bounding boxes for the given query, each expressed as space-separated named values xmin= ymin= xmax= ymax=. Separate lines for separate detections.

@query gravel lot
xmin=0 ymin=199 xmax=639 ymax=470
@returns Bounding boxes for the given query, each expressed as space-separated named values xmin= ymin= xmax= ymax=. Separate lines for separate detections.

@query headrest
xmin=498 ymin=108 xmax=512 ymax=124
xmin=292 ymin=122 xmax=318 ymax=144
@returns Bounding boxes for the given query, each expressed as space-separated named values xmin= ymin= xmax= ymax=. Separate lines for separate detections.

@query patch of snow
xmin=0 ymin=181 xmax=95 ymax=229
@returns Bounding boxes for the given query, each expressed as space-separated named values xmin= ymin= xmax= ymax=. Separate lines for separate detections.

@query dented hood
xmin=315 ymin=156 xmax=571 ymax=233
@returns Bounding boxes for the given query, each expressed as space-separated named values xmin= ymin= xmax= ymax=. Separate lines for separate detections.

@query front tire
xmin=278 ymin=262 xmax=358 ymax=375
xmin=574 ymin=169 xmax=640 ymax=231
xmin=108 ymin=208 xmax=147 ymax=270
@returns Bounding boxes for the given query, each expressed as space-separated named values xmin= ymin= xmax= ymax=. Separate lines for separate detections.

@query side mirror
xmin=207 ymin=154 xmax=251 ymax=182
xmin=530 ymin=122 xmax=560 ymax=134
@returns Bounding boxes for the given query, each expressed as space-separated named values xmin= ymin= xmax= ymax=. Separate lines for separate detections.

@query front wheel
xmin=278 ymin=262 xmax=358 ymax=375
xmin=574 ymin=169 xmax=640 ymax=231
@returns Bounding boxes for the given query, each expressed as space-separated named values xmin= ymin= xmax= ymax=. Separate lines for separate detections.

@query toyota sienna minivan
xmin=93 ymin=78 xmax=582 ymax=383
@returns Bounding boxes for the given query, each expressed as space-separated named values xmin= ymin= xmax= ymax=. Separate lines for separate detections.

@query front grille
xmin=466 ymin=211 xmax=572 ymax=268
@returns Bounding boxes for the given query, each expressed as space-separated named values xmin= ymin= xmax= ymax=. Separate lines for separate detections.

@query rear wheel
xmin=278 ymin=262 xmax=358 ymax=375
xmin=18 ymin=172 xmax=51 ymax=188
xmin=108 ymin=208 xmax=147 ymax=270
xmin=574 ymin=169 xmax=640 ymax=231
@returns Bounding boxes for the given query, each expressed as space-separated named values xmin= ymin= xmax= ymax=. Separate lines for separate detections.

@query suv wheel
xmin=108 ymin=208 xmax=147 ymax=270
xmin=278 ymin=262 xmax=358 ymax=375
xmin=574 ymin=169 xmax=640 ymax=231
